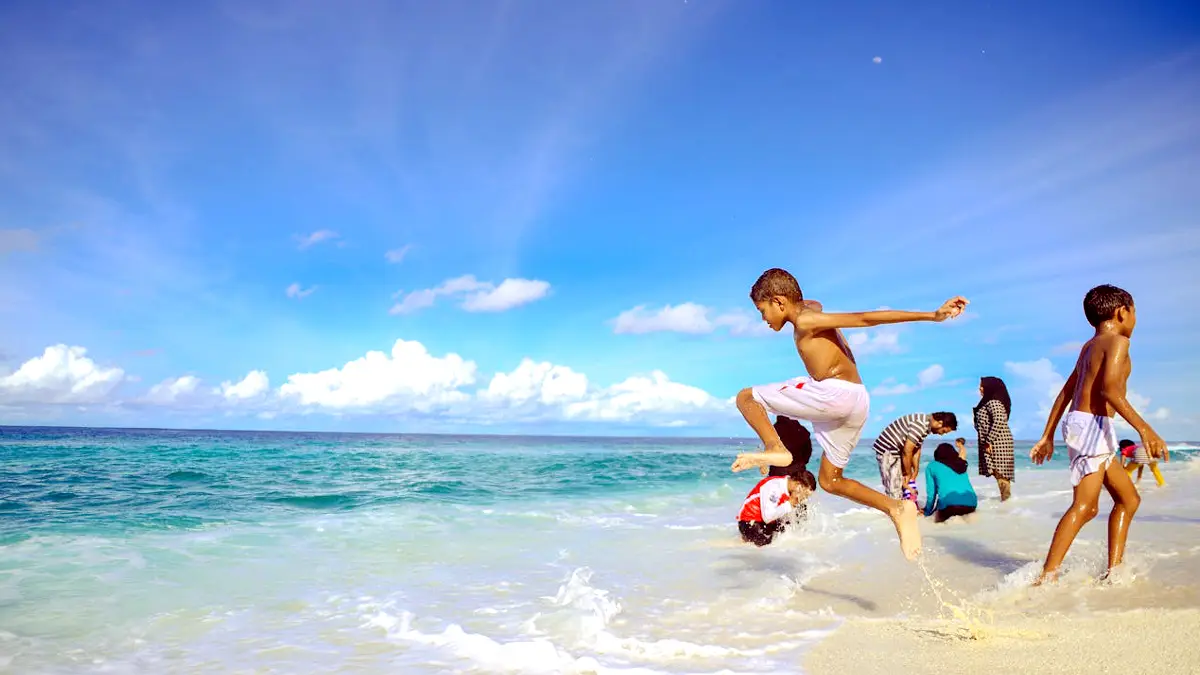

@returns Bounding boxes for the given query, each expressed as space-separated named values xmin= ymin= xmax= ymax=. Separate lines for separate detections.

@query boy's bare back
xmin=1068 ymin=333 xmax=1131 ymax=418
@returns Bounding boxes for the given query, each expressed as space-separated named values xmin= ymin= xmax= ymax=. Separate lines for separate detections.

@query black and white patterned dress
xmin=974 ymin=399 xmax=1014 ymax=481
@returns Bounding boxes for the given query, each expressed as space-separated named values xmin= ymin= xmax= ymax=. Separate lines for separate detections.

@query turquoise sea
xmin=2 ymin=426 xmax=1199 ymax=673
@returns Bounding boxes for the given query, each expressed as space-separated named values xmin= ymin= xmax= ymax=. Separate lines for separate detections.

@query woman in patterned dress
xmin=974 ymin=376 xmax=1014 ymax=501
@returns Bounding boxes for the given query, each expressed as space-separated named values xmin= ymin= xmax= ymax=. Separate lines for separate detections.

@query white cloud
xmin=0 ymin=228 xmax=38 ymax=256
xmin=1052 ymin=341 xmax=1084 ymax=355
xmin=286 ymin=283 xmax=317 ymax=299
xmin=390 ymin=275 xmax=551 ymax=315
xmin=481 ymin=358 xmax=589 ymax=406
xmin=278 ymin=339 xmax=477 ymax=411
xmin=476 ymin=358 xmax=728 ymax=426
xmin=461 ymin=278 xmax=551 ymax=312
xmin=872 ymin=363 xmax=945 ymax=396
xmin=918 ymin=364 xmax=945 ymax=387
xmin=221 ymin=370 xmax=270 ymax=401
xmin=146 ymin=375 xmax=203 ymax=405
xmin=614 ymin=303 xmax=714 ymax=334
xmin=385 ymin=245 xmax=412 ymax=264
xmin=611 ymin=303 xmax=771 ymax=336
xmin=845 ymin=329 xmax=903 ymax=355
xmin=0 ymin=345 xmax=124 ymax=404
xmin=872 ymin=56 xmax=883 ymax=64
xmin=296 ymin=230 xmax=339 ymax=249
xmin=1116 ymin=391 xmax=1171 ymax=431
xmin=563 ymin=371 xmax=727 ymax=424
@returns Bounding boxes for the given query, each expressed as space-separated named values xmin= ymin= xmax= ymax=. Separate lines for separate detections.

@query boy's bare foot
xmin=889 ymin=499 xmax=923 ymax=561
xmin=1032 ymin=568 xmax=1058 ymax=587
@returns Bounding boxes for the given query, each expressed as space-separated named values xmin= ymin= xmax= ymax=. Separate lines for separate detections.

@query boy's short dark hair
xmin=750 ymin=268 xmax=803 ymax=304
xmin=1083 ymin=284 xmax=1134 ymax=327
xmin=955 ymin=437 xmax=966 ymax=445
xmin=932 ymin=411 xmax=958 ymax=430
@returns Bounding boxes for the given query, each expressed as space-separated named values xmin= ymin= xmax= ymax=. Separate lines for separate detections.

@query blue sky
xmin=1 ymin=0 xmax=1198 ymax=439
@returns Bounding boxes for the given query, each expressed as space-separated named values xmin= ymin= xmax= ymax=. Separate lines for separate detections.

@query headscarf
xmin=935 ymin=442 xmax=968 ymax=475
xmin=975 ymin=376 xmax=1012 ymax=419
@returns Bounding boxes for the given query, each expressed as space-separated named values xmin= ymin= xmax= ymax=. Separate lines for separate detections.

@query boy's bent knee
xmin=1072 ymin=502 xmax=1100 ymax=522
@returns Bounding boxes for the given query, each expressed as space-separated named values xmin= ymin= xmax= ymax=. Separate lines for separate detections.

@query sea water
xmin=1 ymin=427 xmax=1198 ymax=673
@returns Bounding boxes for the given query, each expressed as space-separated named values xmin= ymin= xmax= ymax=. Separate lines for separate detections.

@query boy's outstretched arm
xmin=1031 ymin=369 xmax=1078 ymax=464
xmin=794 ymin=297 xmax=968 ymax=331
xmin=1103 ymin=339 xmax=1169 ymax=461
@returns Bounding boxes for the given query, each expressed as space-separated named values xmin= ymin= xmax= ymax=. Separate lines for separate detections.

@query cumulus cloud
xmin=845 ymin=329 xmax=903 ymax=356
xmin=385 ymin=245 xmax=412 ymax=264
xmin=872 ymin=363 xmax=945 ymax=396
xmin=0 ymin=228 xmax=39 ymax=256
xmin=390 ymin=275 xmax=551 ymax=315
xmin=1052 ymin=341 xmax=1084 ymax=355
xmin=221 ymin=370 xmax=270 ymax=401
xmin=296 ymin=230 xmax=339 ymax=249
xmin=145 ymin=375 xmax=203 ymax=405
xmin=286 ymin=283 xmax=317 ymax=299
xmin=481 ymin=358 xmax=589 ymax=406
xmin=278 ymin=339 xmax=477 ymax=411
xmin=563 ymin=371 xmax=727 ymax=423
xmin=3 ymin=340 xmax=731 ymax=428
xmin=612 ymin=303 xmax=770 ymax=336
xmin=0 ymin=345 xmax=124 ymax=404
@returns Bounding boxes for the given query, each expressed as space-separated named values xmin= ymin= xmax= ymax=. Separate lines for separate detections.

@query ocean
xmin=2 ymin=426 xmax=1199 ymax=674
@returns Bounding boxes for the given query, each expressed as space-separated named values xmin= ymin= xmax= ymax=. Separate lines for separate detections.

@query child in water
xmin=1120 ymin=439 xmax=1166 ymax=487
xmin=739 ymin=415 xmax=817 ymax=546
xmin=737 ymin=468 xmax=817 ymax=546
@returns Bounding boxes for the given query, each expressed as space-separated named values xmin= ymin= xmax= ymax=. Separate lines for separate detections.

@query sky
xmin=1 ymin=0 xmax=1199 ymax=439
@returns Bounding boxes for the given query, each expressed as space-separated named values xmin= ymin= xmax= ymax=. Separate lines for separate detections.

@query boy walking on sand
xmin=1030 ymin=284 xmax=1168 ymax=584
xmin=729 ymin=268 xmax=968 ymax=560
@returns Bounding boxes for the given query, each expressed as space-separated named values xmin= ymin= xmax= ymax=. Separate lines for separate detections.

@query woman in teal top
xmin=924 ymin=443 xmax=978 ymax=523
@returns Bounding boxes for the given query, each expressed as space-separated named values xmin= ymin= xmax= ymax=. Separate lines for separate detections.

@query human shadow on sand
xmin=930 ymin=536 xmax=1035 ymax=574
xmin=715 ymin=551 xmax=879 ymax=611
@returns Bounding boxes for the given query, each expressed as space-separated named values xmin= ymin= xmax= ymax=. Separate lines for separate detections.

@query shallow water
xmin=1 ymin=427 xmax=1197 ymax=673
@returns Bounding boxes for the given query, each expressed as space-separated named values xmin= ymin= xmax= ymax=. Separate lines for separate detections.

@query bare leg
xmin=1101 ymin=457 xmax=1141 ymax=573
xmin=731 ymin=388 xmax=791 ymax=471
xmin=997 ymin=478 xmax=1012 ymax=502
xmin=1136 ymin=465 xmax=1144 ymax=483
xmin=1035 ymin=467 xmax=1105 ymax=585
xmin=819 ymin=456 xmax=922 ymax=560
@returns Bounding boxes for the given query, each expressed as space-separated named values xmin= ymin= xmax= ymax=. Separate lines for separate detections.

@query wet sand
xmin=806 ymin=608 xmax=1200 ymax=674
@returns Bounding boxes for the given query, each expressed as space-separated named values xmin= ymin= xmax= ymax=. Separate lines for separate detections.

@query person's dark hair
xmin=791 ymin=468 xmax=817 ymax=493
xmin=768 ymin=416 xmax=813 ymax=477
xmin=931 ymin=412 xmax=957 ymax=431
xmin=1083 ymin=284 xmax=1134 ymax=328
xmin=934 ymin=442 xmax=968 ymax=474
xmin=975 ymin=376 xmax=1012 ymax=418
xmin=1118 ymin=439 xmax=1136 ymax=449
xmin=955 ymin=437 xmax=966 ymax=445
xmin=750 ymin=268 xmax=803 ymax=304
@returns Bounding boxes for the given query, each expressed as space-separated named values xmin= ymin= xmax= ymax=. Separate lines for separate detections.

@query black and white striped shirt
xmin=873 ymin=413 xmax=931 ymax=456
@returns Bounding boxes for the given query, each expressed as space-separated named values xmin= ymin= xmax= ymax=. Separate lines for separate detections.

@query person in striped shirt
xmin=872 ymin=412 xmax=958 ymax=501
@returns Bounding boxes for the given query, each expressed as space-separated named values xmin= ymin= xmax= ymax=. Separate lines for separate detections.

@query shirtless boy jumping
xmin=1030 ymin=284 xmax=1168 ymax=584
xmin=730 ymin=268 xmax=968 ymax=560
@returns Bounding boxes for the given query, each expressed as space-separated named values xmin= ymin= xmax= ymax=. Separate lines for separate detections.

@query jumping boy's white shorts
xmin=751 ymin=377 xmax=870 ymax=468
xmin=1062 ymin=411 xmax=1118 ymax=486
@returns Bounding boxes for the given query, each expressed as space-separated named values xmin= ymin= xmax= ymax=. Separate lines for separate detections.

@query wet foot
xmin=890 ymin=499 xmax=922 ymax=561
xmin=1032 ymin=568 xmax=1058 ymax=587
